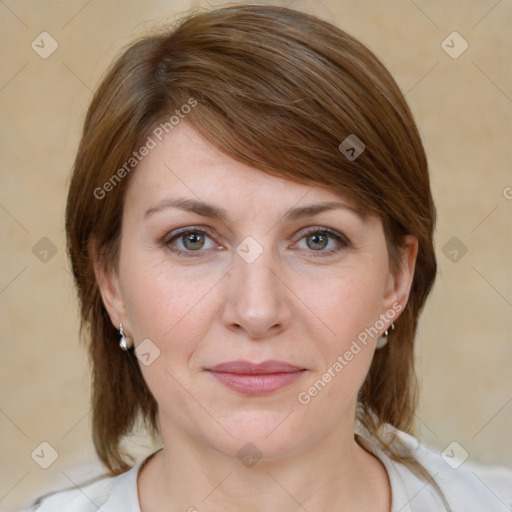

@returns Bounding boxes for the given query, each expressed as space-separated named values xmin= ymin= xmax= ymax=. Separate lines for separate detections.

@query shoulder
xmin=394 ymin=428 xmax=512 ymax=511
xmin=20 ymin=454 xmax=147 ymax=512
xmin=356 ymin=420 xmax=512 ymax=511
xmin=21 ymin=475 xmax=116 ymax=512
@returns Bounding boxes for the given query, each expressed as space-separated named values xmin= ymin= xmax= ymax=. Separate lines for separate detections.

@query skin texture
xmin=95 ymin=122 xmax=418 ymax=511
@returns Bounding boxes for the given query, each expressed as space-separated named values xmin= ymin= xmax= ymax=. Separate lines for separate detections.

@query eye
xmin=163 ymin=227 xmax=219 ymax=257
xmin=294 ymin=227 xmax=349 ymax=255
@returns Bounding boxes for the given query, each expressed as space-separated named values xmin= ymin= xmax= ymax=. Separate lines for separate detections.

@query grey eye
xmin=308 ymin=233 xmax=330 ymax=250
xmin=181 ymin=232 xmax=207 ymax=250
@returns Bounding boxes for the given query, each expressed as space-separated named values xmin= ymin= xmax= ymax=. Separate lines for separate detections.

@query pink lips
xmin=205 ymin=360 xmax=306 ymax=395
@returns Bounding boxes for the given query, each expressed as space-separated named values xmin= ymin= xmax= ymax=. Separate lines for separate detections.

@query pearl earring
xmin=383 ymin=323 xmax=395 ymax=337
xmin=376 ymin=323 xmax=395 ymax=349
xmin=119 ymin=323 xmax=131 ymax=351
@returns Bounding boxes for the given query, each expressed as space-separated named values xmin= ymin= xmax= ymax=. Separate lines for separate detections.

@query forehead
xmin=125 ymin=122 xmax=365 ymax=218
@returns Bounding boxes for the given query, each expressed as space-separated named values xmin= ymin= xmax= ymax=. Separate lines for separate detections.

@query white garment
xmin=22 ymin=423 xmax=512 ymax=511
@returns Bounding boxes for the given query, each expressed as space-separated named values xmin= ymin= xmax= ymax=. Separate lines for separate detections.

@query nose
xmin=220 ymin=246 xmax=293 ymax=340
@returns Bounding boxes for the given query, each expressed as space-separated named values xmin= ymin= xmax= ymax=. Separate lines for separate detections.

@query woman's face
xmin=97 ymin=122 xmax=417 ymax=460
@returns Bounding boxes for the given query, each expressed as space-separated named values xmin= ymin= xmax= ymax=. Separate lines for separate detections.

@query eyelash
xmin=162 ymin=226 xmax=350 ymax=258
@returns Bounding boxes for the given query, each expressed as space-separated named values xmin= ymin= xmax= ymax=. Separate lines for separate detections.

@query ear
xmin=90 ymin=239 xmax=130 ymax=335
xmin=382 ymin=235 xmax=418 ymax=317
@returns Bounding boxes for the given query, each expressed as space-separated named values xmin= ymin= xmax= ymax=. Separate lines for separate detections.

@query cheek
xmin=298 ymin=262 xmax=388 ymax=395
xmin=119 ymin=260 xmax=220 ymax=411
xmin=310 ymin=265 xmax=388 ymax=345
xmin=118 ymin=246 xmax=221 ymax=356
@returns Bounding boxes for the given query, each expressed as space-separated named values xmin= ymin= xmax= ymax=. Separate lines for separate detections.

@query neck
xmin=138 ymin=415 xmax=391 ymax=512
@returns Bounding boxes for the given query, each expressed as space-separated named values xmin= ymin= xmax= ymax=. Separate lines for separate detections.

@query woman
xmin=24 ymin=4 xmax=511 ymax=511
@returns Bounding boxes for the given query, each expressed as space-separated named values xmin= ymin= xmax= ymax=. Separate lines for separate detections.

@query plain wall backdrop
xmin=1 ymin=0 xmax=511 ymax=510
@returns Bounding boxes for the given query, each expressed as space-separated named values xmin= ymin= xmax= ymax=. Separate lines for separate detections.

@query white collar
xmin=102 ymin=424 xmax=425 ymax=512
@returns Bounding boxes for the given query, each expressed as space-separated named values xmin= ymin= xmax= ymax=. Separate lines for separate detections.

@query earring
xmin=383 ymin=323 xmax=395 ymax=337
xmin=376 ymin=323 xmax=395 ymax=349
xmin=119 ymin=323 xmax=131 ymax=351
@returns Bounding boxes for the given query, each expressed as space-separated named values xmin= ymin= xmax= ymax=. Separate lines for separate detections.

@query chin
xmin=201 ymin=409 xmax=312 ymax=462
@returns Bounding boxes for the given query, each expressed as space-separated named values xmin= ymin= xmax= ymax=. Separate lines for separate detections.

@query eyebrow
xmin=144 ymin=197 xmax=366 ymax=222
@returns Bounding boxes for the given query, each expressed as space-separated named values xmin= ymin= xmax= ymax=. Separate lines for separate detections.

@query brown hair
xmin=65 ymin=4 xmax=448 ymax=508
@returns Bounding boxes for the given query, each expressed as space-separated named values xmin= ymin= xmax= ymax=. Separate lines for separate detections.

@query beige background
xmin=1 ymin=0 xmax=511 ymax=510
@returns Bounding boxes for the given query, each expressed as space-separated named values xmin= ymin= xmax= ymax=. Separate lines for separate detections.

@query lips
xmin=205 ymin=360 xmax=306 ymax=395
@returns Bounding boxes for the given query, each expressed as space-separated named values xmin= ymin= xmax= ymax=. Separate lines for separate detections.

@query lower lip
xmin=208 ymin=371 xmax=305 ymax=395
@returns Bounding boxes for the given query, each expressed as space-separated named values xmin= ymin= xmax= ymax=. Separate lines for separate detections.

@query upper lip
xmin=206 ymin=360 xmax=305 ymax=375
